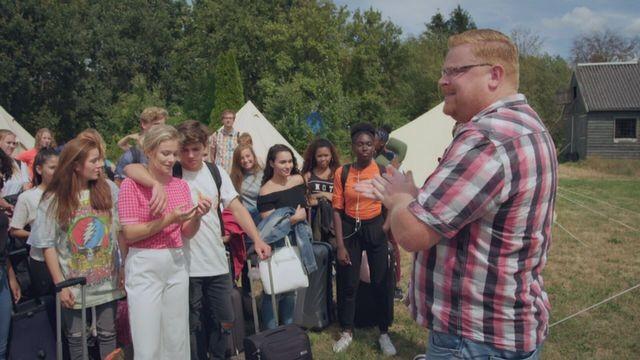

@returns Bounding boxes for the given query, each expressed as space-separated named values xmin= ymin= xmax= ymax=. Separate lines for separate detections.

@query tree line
xmin=1 ymin=1 xmax=635 ymax=159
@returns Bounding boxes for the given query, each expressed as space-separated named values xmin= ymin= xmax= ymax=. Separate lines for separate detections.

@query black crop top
xmin=257 ymin=183 xmax=307 ymax=213
xmin=307 ymin=172 xmax=334 ymax=195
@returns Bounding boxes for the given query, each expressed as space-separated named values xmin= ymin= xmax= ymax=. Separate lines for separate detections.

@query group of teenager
xmin=2 ymin=28 xmax=555 ymax=360
xmin=0 ymin=104 xmax=407 ymax=359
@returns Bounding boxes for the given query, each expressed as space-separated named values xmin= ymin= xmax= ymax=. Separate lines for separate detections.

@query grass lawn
xmin=307 ymin=160 xmax=640 ymax=359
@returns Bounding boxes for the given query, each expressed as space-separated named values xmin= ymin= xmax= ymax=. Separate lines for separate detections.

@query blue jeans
xmin=0 ymin=268 xmax=11 ymax=360
xmin=261 ymin=291 xmax=296 ymax=330
xmin=426 ymin=331 xmax=542 ymax=360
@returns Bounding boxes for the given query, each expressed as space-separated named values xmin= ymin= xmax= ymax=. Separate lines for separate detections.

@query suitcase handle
xmin=56 ymin=277 xmax=88 ymax=360
xmin=8 ymin=248 xmax=28 ymax=257
xmin=55 ymin=277 xmax=87 ymax=293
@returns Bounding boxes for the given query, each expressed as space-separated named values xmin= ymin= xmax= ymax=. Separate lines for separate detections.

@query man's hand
xmin=354 ymin=166 xmax=419 ymax=209
xmin=150 ymin=182 xmax=168 ymax=216
xmin=254 ymin=239 xmax=272 ymax=260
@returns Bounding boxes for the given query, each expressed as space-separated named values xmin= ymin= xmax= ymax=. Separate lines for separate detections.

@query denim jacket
xmin=257 ymin=207 xmax=317 ymax=274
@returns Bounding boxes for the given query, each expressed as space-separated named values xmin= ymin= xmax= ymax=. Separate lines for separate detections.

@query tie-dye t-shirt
xmin=30 ymin=182 xmax=125 ymax=309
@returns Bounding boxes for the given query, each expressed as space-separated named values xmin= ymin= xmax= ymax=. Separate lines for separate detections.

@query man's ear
xmin=488 ymin=64 xmax=505 ymax=90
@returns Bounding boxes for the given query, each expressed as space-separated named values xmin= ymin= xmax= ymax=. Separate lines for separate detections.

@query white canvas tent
xmin=390 ymin=102 xmax=455 ymax=186
xmin=233 ymin=101 xmax=303 ymax=166
xmin=0 ymin=106 xmax=35 ymax=155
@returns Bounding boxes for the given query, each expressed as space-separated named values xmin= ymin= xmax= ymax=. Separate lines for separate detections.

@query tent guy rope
xmin=556 ymin=192 xmax=639 ymax=232
xmin=553 ymin=221 xmax=590 ymax=247
xmin=558 ymin=186 xmax=640 ymax=217
xmin=550 ymin=282 xmax=640 ymax=328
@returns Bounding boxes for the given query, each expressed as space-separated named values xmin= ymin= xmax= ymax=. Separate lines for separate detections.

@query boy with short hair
xmin=115 ymin=107 xmax=168 ymax=183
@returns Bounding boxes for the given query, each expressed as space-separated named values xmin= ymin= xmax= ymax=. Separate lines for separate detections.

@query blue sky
xmin=333 ymin=0 xmax=640 ymax=59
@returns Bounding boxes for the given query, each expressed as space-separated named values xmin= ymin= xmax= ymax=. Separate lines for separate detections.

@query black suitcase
xmin=243 ymin=325 xmax=312 ymax=360
xmin=243 ymin=258 xmax=312 ymax=360
xmin=354 ymin=242 xmax=396 ymax=328
xmin=294 ymin=242 xmax=332 ymax=331
xmin=8 ymin=296 xmax=57 ymax=359
xmin=225 ymin=286 xmax=246 ymax=358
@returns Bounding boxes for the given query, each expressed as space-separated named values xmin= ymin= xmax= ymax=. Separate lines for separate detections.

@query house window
xmin=614 ymin=118 xmax=638 ymax=142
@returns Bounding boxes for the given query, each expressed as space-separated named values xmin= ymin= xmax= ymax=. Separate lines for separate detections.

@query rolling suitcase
xmin=225 ymin=286 xmax=246 ymax=358
xmin=354 ymin=242 xmax=395 ymax=328
xmin=294 ymin=242 xmax=332 ymax=331
xmin=243 ymin=258 xmax=312 ymax=360
xmin=8 ymin=296 xmax=56 ymax=359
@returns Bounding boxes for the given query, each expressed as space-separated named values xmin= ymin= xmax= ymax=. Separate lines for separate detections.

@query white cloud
xmin=541 ymin=7 xmax=607 ymax=33
xmin=627 ymin=18 xmax=640 ymax=34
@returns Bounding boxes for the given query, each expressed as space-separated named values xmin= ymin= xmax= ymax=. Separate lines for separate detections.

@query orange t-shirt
xmin=15 ymin=147 xmax=37 ymax=180
xmin=332 ymin=161 xmax=383 ymax=220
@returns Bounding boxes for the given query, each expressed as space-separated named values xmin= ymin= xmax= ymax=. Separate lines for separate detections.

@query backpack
xmin=172 ymin=161 xmax=225 ymax=236
xmin=339 ymin=163 xmax=385 ymax=196
xmin=340 ymin=163 xmax=386 ymax=218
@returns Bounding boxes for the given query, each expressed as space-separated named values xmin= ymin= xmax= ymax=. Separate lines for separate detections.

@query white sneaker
xmin=333 ymin=331 xmax=353 ymax=353
xmin=379 ymin=333 xmax=397 ymax=356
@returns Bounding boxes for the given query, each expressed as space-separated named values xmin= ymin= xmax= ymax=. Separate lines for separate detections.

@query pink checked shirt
xmin=118 ymin=177 xmax=193 ymax=249
xmin=407 ymin=94 xmax=557 ymax=352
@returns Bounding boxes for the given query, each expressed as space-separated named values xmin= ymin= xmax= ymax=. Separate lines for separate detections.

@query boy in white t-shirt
xmin=124 ymin=120 xmax=270 ymax=360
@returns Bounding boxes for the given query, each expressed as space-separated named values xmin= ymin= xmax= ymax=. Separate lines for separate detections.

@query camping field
xmin=307 ymin=159 xmax=640 ymax=360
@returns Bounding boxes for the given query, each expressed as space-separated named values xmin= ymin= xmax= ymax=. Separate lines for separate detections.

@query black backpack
xmin=339 ymin=163 xmax=385 ymax=196
xmin=172 ymin=161 xmax=225 ymax=235
xmin=340 ymin=163 xmax=387 ymax=218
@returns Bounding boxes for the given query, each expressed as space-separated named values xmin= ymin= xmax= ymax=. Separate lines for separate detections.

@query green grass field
xmin=307 ymin=160 xmax=640 ymax=359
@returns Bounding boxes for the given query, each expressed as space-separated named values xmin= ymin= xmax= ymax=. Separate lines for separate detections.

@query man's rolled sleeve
xmin=407 ymin=130 xmax=505 ymax=240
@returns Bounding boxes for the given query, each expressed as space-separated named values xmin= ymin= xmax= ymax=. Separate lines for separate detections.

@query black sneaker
xmin=394 ymin=287 xmax=404 ymax=301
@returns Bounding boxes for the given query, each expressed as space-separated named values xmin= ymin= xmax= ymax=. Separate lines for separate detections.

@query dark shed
xmin=563 ymin=60 xmax=640 ymax=160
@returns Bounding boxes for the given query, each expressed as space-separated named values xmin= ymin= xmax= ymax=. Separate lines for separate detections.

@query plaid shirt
xmin=214 ymin=128 xmax=239 ymax=175
xmin=407 ymin=94 xmax=557 ymax=352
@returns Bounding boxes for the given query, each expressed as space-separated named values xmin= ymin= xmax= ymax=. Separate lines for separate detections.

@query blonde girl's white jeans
xmin=125 ymin=247 xmax=190 ymax=360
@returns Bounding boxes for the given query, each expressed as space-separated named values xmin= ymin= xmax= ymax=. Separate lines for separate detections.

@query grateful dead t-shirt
xmin=30 ymin=182 xmax=125 ymax=309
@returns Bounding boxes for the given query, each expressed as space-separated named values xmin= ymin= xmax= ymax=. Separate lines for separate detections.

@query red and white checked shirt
xmin=407 ymin=94 xmax=557 ymax=352
xmin=118 ymin=177 xmax=192 ymax=249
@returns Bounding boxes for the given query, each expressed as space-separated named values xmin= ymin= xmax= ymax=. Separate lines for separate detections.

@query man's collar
xmin=221 ymin=127 xmax=235 ymax=136
xmin=471 ymin=93 xmax=526 ymax=122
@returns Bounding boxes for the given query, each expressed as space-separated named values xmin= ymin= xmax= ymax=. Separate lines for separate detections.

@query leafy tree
xmin=519 ymin=54 xmax=572 ymax=148
xmin=341 ymin=9 xmax=405 ymax=129
xmin=425 ymin=12 xmax=448 ymax=36
xmin=99 ymin=75 xmax=165 ymax=158
xmin=511 ymin=27 xmax=544 ymax=57
xmin=0 ymin=1 xmax=187 ymax=141
xmin=446 ymin=5 xmax=476 ymax=35
xmin=571 ymin=29 xmax=640 ymax=64
xmin=210 ymin=51 xmax=245 ymax=129
xmin=423 ymin=5 xmax=476 ymax=38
